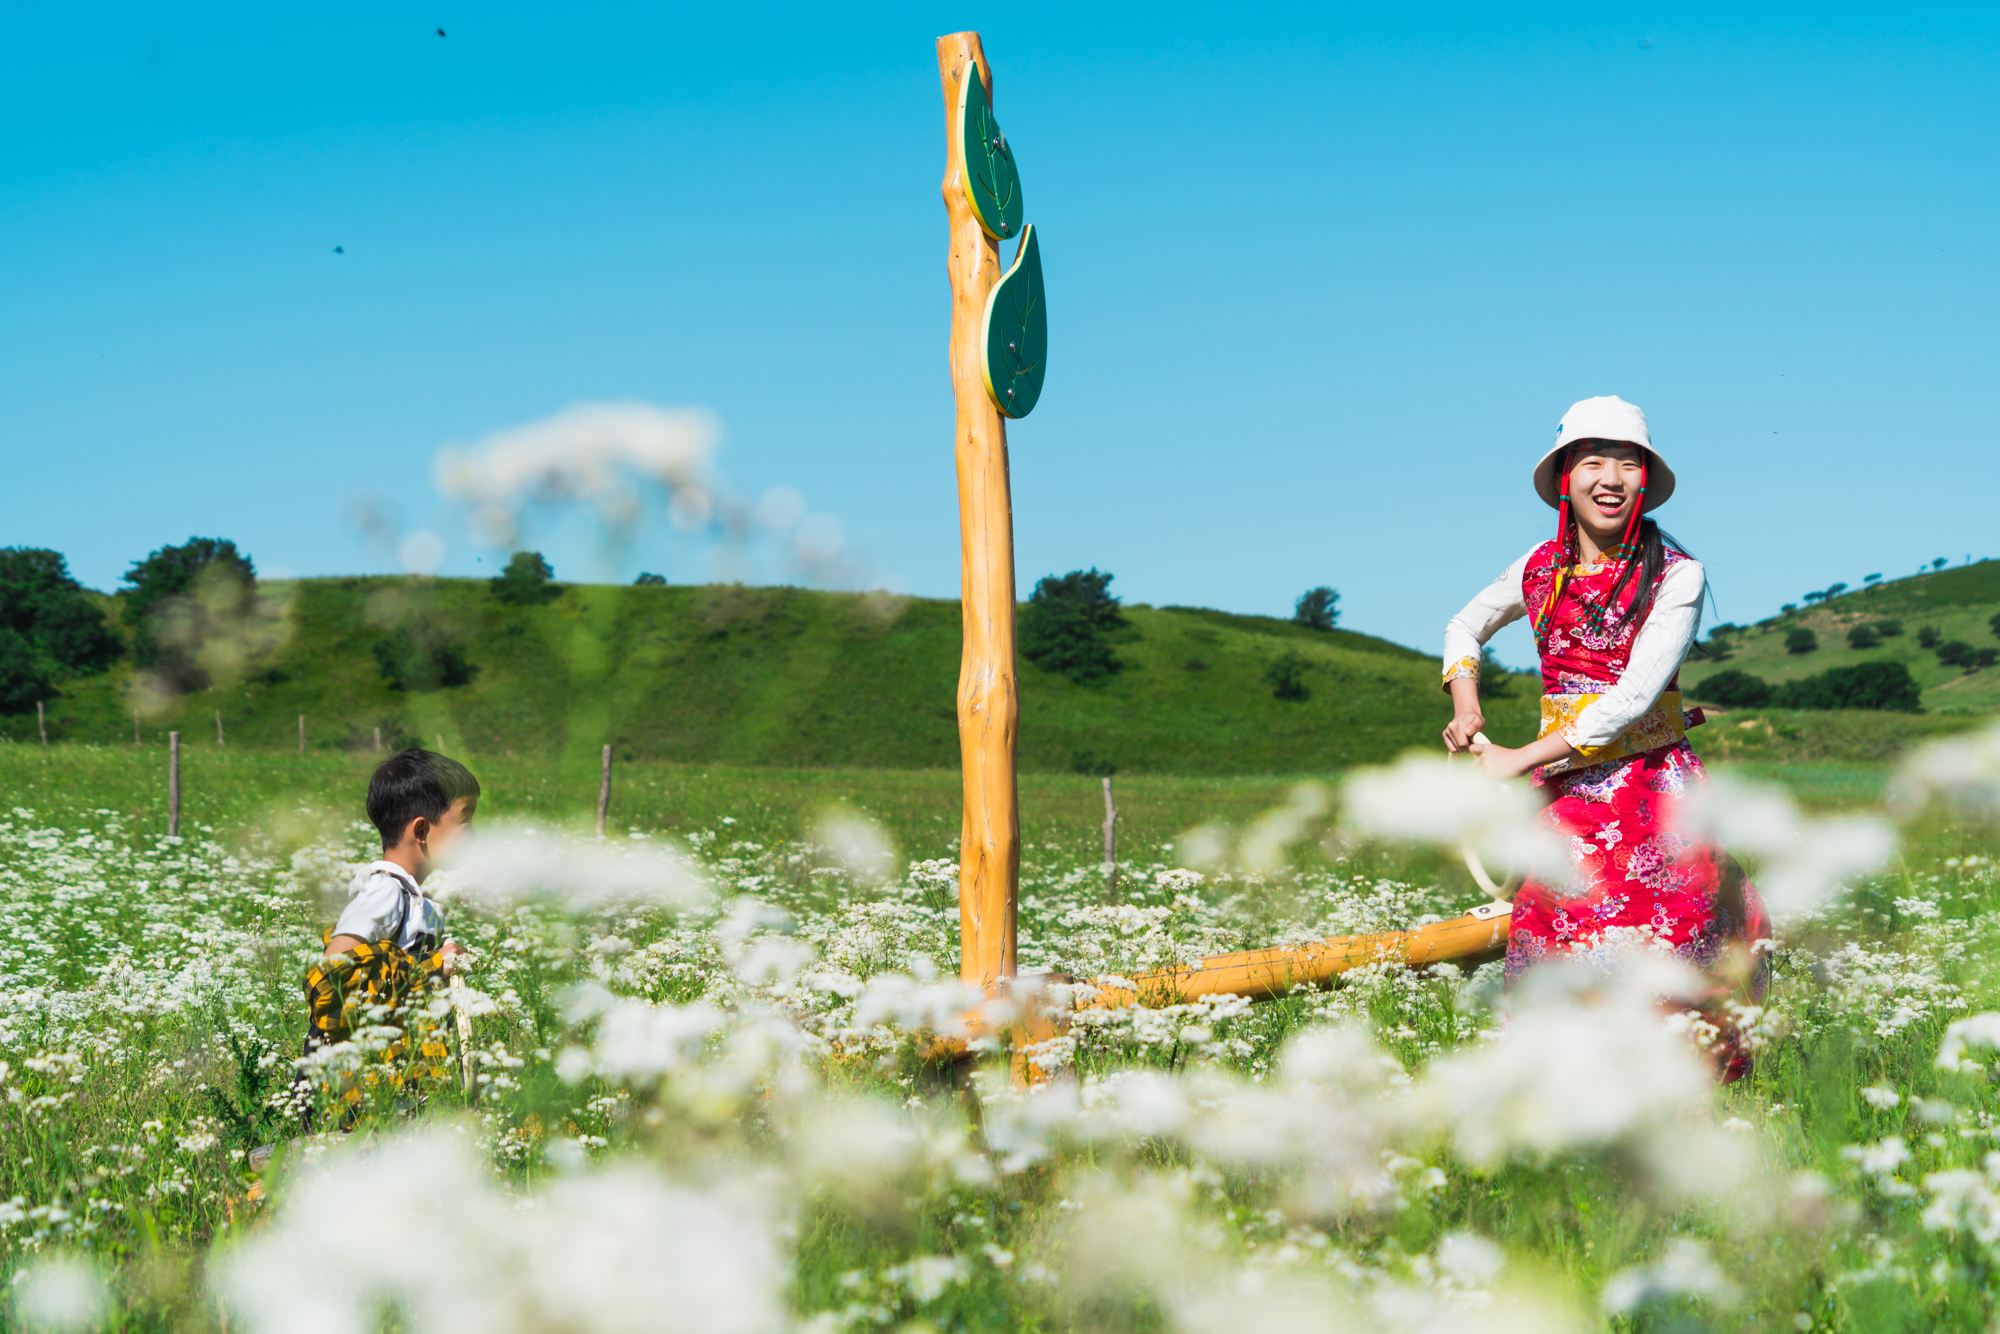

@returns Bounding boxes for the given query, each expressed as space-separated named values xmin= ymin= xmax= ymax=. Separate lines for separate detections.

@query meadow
xmin=2 ymin=732 xmax=2000 ymax=1332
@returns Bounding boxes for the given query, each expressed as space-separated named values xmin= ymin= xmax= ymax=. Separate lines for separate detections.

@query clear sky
xmin=4 ymin=3 xmax=1996 ymax=666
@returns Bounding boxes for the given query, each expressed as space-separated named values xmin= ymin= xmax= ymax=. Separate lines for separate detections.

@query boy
xmin=299 ymin=748 xmax=479 ymax=1123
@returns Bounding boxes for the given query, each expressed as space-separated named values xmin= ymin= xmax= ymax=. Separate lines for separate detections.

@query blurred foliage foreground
xmin=2 ymin=736 xmax=2000 ymax=1333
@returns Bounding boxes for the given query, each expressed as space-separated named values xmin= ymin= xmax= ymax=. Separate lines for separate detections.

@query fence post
xmin=1102 ymin=776 xmax=1118 ymax=894
xmin=374 ymin=726 xmax=382 ymax=754
xmin=298 ymin=714 xmax=305 ymax=754
xmin=168 ymin=732 xmax=181 ymax=838
xmin=37 ymin=701 xmax=47 ymax=747
xmin=215 ymin=710 xmax=224 ymax=747
xmin=596 ymin=744 xmax=613 ymax=839
xmin=133 ymin=707 xmax=141 ymax=747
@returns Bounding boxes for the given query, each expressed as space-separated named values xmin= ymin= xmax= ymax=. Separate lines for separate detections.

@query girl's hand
xmin=1468 ymin=742 xmax=1535 ymax=780
xmin=1443 ymin=709 xmax=1486 ymax=753
xmin=441 ymin=940 xmax=467 ymax=975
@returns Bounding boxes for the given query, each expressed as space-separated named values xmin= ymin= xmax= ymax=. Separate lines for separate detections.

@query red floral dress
xmin=1507 ymin=541 xmax=1770 ymax=1079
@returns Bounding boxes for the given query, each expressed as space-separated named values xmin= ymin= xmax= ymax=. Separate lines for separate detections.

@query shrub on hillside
xmin=1989 ymin=611 xmax=2000 ymax=639
xmin=1069 ymin=749 xmax=1117 ymax=777
xmin=634 ymin=572 xmax=667 ymax=587
xmin=121 ymin=537 xmax=259 ymax=691
xmin=1292 ymin=587 xmax=1339 ymax=631
xmin=1919 ymin=626 xmax=1941 ymax=648
xmin=1020 ymin=569 xmax=1126 ymax=685
xmin=1847 ymin=624 xmax=1881 ymax=650
xmin=1785 ymin=627 xmax=1818 ymax=655
xmin=492 ymin=552 xmax=559 ymax=606
xmin=373 ymin=628 xmax=478 ymax=692
xmin=1772 ymin=661 xmax=1923 ymax=712
xmin=1478 ymin=646 xmax=1516 ymax=697
xmin=0 ymin=548 xmax=123 ymax=713
xmin=1978 ymin=648 xmax=2000 ymax=670
xmin=1937 ymin=641 xmax=1977 ymax=669
xmin=1693 ymin=669 xmax=1772 ymax=708
xmin=1875 ymin=619 xmax=1903 ymax=637
xmin=1264 ymin=649 xmax=1310 ymax=702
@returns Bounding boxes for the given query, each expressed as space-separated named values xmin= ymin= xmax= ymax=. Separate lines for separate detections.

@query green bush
xmin=1875 ymin=619 xmax=1904 ymax=637
xmin=634 ymin=572 xmax=667 ymax=587
xmin=1292 ymin=587 xmax=1339 ymax=631
xmin=1020 ymin=569 xmax=1126 ymax=684
xmin=1263 ymin=649 xmax=1310 ymax=702
xmin=1773 ymin=661 xmax=1923 ymax=712
xmin=1784 ymin=627 xmax=1818 ymax=654
xmin=120 ymin=537 xmax=257 ymax=690
xmin=1846 ymin=624 xmax=1880 ymax=649
xmin=1978 ymin=648 xmax=2000 ymax=670
xmin=372 ymin=628 xmax=478 ymax=692
xmin=1919 ymin=626 xmax=1942 ymax=648
xmin=1989 ymin=611 xmax=2000 ymax=639
xmin=0 ymin=627 xmax=51 ymax=714
xmin=1937 ymin=641 xmax=1977 ymax=669
xmin=492 ymin=551 xmax=560 ymax=606
xmin=1693 ymin=669 xmax=1772 ymax=708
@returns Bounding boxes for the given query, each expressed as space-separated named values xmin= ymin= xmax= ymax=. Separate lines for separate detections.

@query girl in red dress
xmin=1440 ymin=395 xmax=1769 ymax=1079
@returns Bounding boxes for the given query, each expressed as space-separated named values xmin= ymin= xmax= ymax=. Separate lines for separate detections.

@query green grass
xmin=1686 ymin=559 xmax=2000 ymax=714
xmin=3 ymin=578 xmax=1547 ymax=775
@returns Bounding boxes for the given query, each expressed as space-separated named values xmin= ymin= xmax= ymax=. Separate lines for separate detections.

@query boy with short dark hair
xmin=299 ymin=748 xmax=479 ymax=1123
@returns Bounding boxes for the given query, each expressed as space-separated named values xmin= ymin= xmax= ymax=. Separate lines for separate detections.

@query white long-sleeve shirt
xmin=1442 ymin=550 xmax=1706 ymax=751
xmin=332 ymin=860 xmax=446 ymax=951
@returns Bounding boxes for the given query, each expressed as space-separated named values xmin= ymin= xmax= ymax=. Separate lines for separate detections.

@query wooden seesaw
xmin=932 ymin=32 xmax=1516 ymax=1081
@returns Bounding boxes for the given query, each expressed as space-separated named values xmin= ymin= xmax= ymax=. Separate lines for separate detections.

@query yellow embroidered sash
xmin=1536 ymin=689 xmax=1692 ymax=776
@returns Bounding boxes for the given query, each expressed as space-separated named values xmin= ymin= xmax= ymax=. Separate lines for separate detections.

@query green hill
xmin=1683 ymin=559 xmax=2000 ymax=714
xmin=3 ymin=577 xmax=1544 ymax=776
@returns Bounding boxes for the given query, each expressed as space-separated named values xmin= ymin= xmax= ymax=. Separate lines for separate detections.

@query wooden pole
xmin=37 ymin=701 xmax=47 ymax=747
xmin=298 ymin=714 xmax=305 ymax=754
xmin=133 ymin=706 xmax=141 ymax=747
xmin=168 ymin=732 xmax=181 ymax=837
xmin=939 ymin=31 xmax=1019 ymax=991
xmin=436 ymin=732 xmax=444 ymax=754
xmin=373 ymin=726 xmax=382 ymax=754
xmin=1101 ymin=775 xmax=1118 ymax=893
xmin=215 ymin=709 xmax=224 ymax=747
xmin=596 ymin=744 xmax=613 ymax=839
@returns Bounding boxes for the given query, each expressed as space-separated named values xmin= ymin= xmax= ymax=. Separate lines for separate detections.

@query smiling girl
xmin=1441 ymin=395 xmax=1768 ymax=1079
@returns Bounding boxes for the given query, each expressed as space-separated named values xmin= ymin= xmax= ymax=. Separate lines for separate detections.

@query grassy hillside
xmin=1682 ymin=558 xmax=2000 ymax=713
xmin=2 ymin=578 xmax=1546 ymax=776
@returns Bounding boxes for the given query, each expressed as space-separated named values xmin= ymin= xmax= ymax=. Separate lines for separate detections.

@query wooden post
xmin=596 ymin=743 xmax=613 ymax=839
xmin=37 ymin=701 xmax=47 ymax=747
xmin=939 ymin=32 xmax=1019 ymax=990
xmin=436 ymin=732 xmax=444 ymax=754
xmin=215 ymin=709 xmax=224 ymax=747
xmin=298 ymin=714 xmax=305 ymax=753
xmin=133 ymin=707 xmax=141 ymax=747
xmin=1102 ymin=775 xmax=1118 ymax=892
xmin=168 ymin=732 xmax=181 ymax=837
xmin=374 ymin=726 xmax=382 ymax=754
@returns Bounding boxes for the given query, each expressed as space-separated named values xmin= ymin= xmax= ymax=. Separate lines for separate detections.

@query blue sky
xmin=4 ymin=3 xmax=1996 ymax=665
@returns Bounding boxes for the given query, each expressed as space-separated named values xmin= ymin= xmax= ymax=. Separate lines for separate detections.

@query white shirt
xmin=333 ymin=861 xmax=447 ymax=952
xmin=1442 ymin=549 xmax=1706 ymax=750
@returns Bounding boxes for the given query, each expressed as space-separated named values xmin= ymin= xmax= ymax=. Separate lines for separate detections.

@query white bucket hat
xmin=1532 ymin=395 xmax=1676 ymax=511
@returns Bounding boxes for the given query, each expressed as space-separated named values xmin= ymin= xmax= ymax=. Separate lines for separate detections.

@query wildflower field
xmin=4 ymin=734 xmax=2000 ymax=1333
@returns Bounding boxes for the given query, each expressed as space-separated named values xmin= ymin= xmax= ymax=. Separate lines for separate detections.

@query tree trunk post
xmin=939 ymin=31 xmax=1019 ymax=991
xmin=1102 ymin=775 xmax=1118 ymax=893
xmin=168 ymin=732 xmax=181 ymax=838
xmin=37 ymin=701 xmax=47 ymax=747
xmin=596 ymin=743 xmax=613 ymax=840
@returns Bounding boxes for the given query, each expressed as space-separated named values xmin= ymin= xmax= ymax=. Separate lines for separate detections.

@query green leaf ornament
xmin=957 ymin=70 xmax=1023 ymax=240
xmin=982 ymin=224 xmax=1046 ymax=419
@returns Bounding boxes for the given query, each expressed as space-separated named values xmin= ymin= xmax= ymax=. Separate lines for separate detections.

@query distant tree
xmin=1802 ymin=591 xmax=1825 ymax=605
xmin=372 ymin=627 xmax=478 ymax=692
xmin=1478 ymin=646 xmax=1515 ymax=697
xmin=1264 ymin=649 xmax=1310 ymax=702
xmin=1875 ymin=619 xmax=1904 ymax=638
xmin=1069 ymin=749 xmax=1117 ymax=777
xmin=1782 ymin=604 xmax=1798 ymax=615
xmin=1292 ymin=587 xmax=1340 ymax=631
xmin=1977 ymin=648 xmax=2000 ymax=670
xmin=1937 ymin=641 xmax=1977 ymax=669
xmin=1694 ymin=669 xmax=1772 ymax=709
xmin=1846 ymin=624 xmax=1880 ymax=650
xmin=121 ymin=537 xmax=257 ymax=689
xmin=1773 ymin=661 xmax=1922 ymax=712
xmin=1933 ymin=558 xmax=1949 ymax=572
xmin=491 ymin=551 xmax=559 ymax=606
xmin=0 ymin=548 xmax=122 ymax=681
xmin=1864 ymin=573 xmax=1882 ymax=586
xmin=1918 ymin=626 xmax=1942 ymax=649
xmin=0 ymin=628 xmax=51 ymax=714
xmin=1823 ymin=582 xmax=1849 ymax=600
xmin=634 ymin=572 xmax=667 ymax=587
xmin=1020 ymin=569 xmax=1126 ymax=684
xmin=1989 ymin=611 xmax=2000 ymax=639
xmin=1785 ymin=627 xmax=1818 ymax=655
